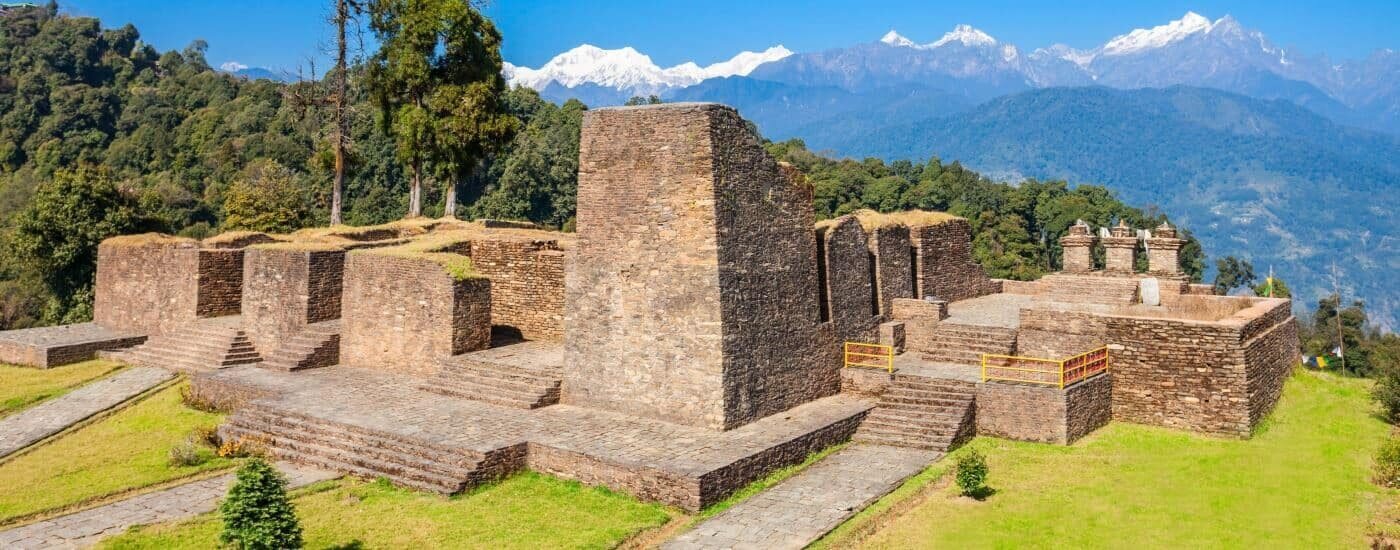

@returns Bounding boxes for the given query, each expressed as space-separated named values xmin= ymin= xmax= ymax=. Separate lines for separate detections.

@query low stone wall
xmin=340 ymin=252 xmax=491 ymax=376
xmin=976 ymin=373 xmax=1112 ymax=444
xmin=910 ymin=219 xmax=996 ymax=302
xmin=869 ymin=226 xmax=914 ymax=316
xmin=0 ymin=323 xmax=146 ymax=368
xmin=242 ymin=247 xmax=346 ymax=353
xmin=694 ymin=411 xmax=865 ymax=509
xmin=1017 ymin=308 xmax=1107 ymax=358
xmin=890 ymin=298 xmax=947 ymax=355
xmin=841 ymin=367 xmax=894 ymax=398
xmin=467 ymin=238 xmax=567 ymax=341
xmin=819 ymin=216 xmax=880 ymax=342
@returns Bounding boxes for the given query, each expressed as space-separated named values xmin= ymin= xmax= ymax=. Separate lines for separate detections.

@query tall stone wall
xmin=910 ymin=219 xmax=996 ymax=302
xmin=242 ymin=247 xmax=345 ymax=353
xmin=819 ymin=216 xmax=879 ymax=342
xmin=94 ymin=239 xmax=200 ymax=336
xmin=869 ymin=226 xmax=914 ymax=316
xmin=565 ymin=103 xmax=836 ymax=431
xmin=466 ymin=238 xmax=566 ymax=341
xmin=340 ymin=253 xmax=491 ymax=376
xmin=196 ymin=249 xmax=244 ymax=317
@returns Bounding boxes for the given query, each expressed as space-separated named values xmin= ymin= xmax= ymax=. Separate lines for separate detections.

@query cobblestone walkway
xmin=0 ymin=366 xmax=173 ymax=459
xmin=0 ymin=462 xmax=338 ymax=549
xmin=664 ymin=444 xmax=938 ymax=550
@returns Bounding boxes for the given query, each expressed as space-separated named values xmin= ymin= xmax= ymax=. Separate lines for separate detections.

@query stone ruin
xmin=0 ymin=102 xmax=1300 ymax=509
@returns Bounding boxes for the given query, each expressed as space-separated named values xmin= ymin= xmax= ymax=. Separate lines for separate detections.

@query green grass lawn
xmin=822 ymin=369 xmax=1393 ymax=548
xmin=100 ymin=472 xmax=671 ymax=549
xmin=0 ymin=381 xmax=232 ymax=524
xmin=0 ymin=360 xmax=123 ymax=417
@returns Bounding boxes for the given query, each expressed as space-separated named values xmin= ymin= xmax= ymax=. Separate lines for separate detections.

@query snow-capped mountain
xmin=505 ymin=44 xmax=792 ymax=97
xmin=519 ymin=12 xmax=1398 ymax=134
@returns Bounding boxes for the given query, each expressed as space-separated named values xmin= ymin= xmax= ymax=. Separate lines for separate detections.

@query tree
xmin=623 ymin=95 xmax=662 ymax=106
xmin=220 ymin=458 xmax=302 ymax=550
xmin=223 ymin=159 xmax=309 ymax=233
xmin=1213 ymin=256 xmax=1255 ymax=295
xmin=1253 ymin=274 xmax=1291 ymax=298
xmin=328 ymin=0 xmax=362 ymax=225
xmin=366 ymin=0 xmax=516 ymax=218
xmin=7 ymin=167 xmax=151 ymax=323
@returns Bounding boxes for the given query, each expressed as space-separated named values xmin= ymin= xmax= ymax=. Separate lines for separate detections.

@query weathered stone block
xmin=564 ymin=103 xmax=837 ymax=431
xmin=242 ymin=246 xmax=345 ymax=353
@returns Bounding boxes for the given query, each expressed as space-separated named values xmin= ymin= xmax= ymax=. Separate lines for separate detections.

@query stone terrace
xmin=203 ymin=365 xmax=871 ymax=511
xmin=0 ymin=323 xmax=145 ymax=368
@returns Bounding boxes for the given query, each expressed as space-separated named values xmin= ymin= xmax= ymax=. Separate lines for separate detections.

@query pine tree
xmin=220 ymin=458 xmax=303 ymax=550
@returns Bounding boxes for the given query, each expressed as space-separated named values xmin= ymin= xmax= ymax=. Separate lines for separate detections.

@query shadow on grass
xmin=326 ymin=541 xmax=365 ymax=550
xmin=963 ymin=486 xmax=997 ymax=501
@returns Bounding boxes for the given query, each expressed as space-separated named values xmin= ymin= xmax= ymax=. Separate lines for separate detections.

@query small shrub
xmin=221 ymin=458 xmax=303 ymax=550
xmin=192 ymin=425 xmax=222 ymax=448
xmin=1374 ymin=371 xmax=1400 ymax=424
xmin=1375 ymin=439 xmax=1400 ymax=488
xmin=180 ymin=385 xmax=221 ymax=413
xmin=168 ymin=438 xmax=205 ymax=467
xmin=218 ymin=436 xmax=264 ymax=458
xmin=955 ymin=450 xmax=990 ymax=499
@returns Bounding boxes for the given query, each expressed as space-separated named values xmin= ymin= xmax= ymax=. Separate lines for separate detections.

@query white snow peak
xmin=505 ymin=44 xmax=791 ymax=92
xmin=1102 ymin=11 xmax=1213 ymax=55
xmin=933 ymin=24 xmax=997 ymax=48
xmin=880 ymin=30 xmax=917 ymax=48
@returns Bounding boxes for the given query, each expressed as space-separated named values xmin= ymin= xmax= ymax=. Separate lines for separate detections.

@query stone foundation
xmin=976 ymin=373 xmax=1112 ymax=444
xmin=340 ymin=252 xmax=491 ymax=376
xmin=241 ymin=246 xmax=346 ymax=353
xmin=0 ymin=323 xmax=146 ymax=368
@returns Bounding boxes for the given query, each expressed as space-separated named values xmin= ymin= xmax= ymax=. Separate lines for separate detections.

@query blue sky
xmin=62 ymin=0 xmax=1398 ymax=72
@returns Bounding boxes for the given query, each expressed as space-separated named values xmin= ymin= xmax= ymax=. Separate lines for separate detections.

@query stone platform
xmin=0 ymin=323 xmax=145 ymax=368
xmin=195 ymin=365 xmax=872 ymax=511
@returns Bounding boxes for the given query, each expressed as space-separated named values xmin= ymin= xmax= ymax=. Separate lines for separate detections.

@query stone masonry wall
xmin=565 ymin=103 xmax=836 ymax=431
xmin=1017 ymin=308 xmax=1107 ymax=358
xmin=467 ymin=238 xmax=566 ymax=341
xmin=910 ymin=219 xmax=996 ymax=302
xmin=820 ymin=216 xmax=879 ymax=343
xmin=1240 ymin=300 xmax=1299 ymax=427
xmin=341 ymin=253 xmax=491 ymax=376
xmin=869 ymin=225 xmax=914 ymax=316
xmin=196 ymin=249 xmax=244 ymax=317
xmin=242 ymin=248 xmax=345 ymax=353
xmin=977 ymin=374 xmax=1111 ymax=444
xmin=94 ymin=241 xmax=200 ymax=336
xmin=1105 ymin=316 xmax=1251 ymax=436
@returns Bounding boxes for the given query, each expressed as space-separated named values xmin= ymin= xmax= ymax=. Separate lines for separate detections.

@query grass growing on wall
xmin=0 ymin=382 xmax=231 ymax=524
xmin=0 ymin=359 xmax=124 ymax=417
xmin=817 ymin=369 xmax=1393 ymax=548
xmin=100 ymin=472 xmax=670 ymax=549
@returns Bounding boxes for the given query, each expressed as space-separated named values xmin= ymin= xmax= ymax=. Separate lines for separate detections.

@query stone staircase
xmin=221 ymin=403 xmax=519 ymax=494
xmin=854 ymin=376 xmax=977 ymax=452
xmin=259 ymin=320 xmax=340 ymax=372
xmin=107 ymin=320 xmax=259 ymax=373
xmin=419 ymin=354 xmax=562 ymax=409
xmin=918 ymin=323 xmax=1017 ymax=366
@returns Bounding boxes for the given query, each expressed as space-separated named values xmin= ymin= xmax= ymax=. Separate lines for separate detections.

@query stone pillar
xmin=1058 ymin=220 xmax=1095 ymax=273
xmin=1146 ymin=222 xmax=1185 ymax=276
xmin=564 ymin=103 xmax=836 ymax=431
xmin=1102 ymin=220 xmax=1138 ymax=274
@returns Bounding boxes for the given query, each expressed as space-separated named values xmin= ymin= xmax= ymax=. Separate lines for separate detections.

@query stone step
xmin=420 ymin=378 xmax=553 ymax=409
xmin=861 ymin=415 xmax=963 ymax=435
xmin=879 ymin=393 xmax=973 ymax=408
xmin=882 ymin=387 xmax=975 ymax=401
xmin=127 ymin=346 xmax=258 ymax=367
xmin=430 ymin=367 xmax=560 ymax=396
xmin=222 ymin=426 xmax=468 ymax=494
xmin=893 ymin=377 xmax=977 ymax=393
xmin=872 ymin=400 xmax=970 ymax=415
xmin=238 ymin=406 xmax=475 ymax=461
xmin=223 ymin=418 xmax=478 ymax=478
xmin=852 ymin=431 xmax=951 ymax=451
xmin=442 ymin=360 xmax=563 ymax=386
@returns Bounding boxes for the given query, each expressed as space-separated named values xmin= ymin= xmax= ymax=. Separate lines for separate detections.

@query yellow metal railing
xmin=844 ymin=342 xmax=894 ymax=374
xmin=981 ymin=346 xmax=1109 ymax=389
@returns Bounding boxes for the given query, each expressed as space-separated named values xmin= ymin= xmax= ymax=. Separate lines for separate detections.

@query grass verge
xmin=0 ymin=381 xmax=231 ymax=524
xmin=0 ymin=360 xmax=123 ymax=417
xmin=100 ymin=472 xmax=670 ymax=549
xmin=818 ymin=369 xmax=1392 ymax=548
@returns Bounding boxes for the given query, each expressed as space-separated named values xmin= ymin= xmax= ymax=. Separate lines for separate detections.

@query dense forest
xmin=0 ymin=3 xmax=1205 ymax=330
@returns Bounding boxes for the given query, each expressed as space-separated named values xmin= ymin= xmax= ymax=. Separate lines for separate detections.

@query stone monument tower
xmin=563 ymin=103 xmax=838 ymax=431
xmin=1059 ymin=220 xmax=1095 ymax=273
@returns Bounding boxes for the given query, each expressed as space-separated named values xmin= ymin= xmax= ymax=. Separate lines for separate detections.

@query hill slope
xmin=820 ymin=86 xmax=1399 ymax=327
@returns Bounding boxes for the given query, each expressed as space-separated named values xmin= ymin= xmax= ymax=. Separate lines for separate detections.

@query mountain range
xmin=507 ymin=12 xmax=1400 ymax=329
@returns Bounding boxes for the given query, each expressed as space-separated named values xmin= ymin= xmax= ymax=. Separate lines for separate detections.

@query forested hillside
xmin=817 ymin=86 xmax=1400 ymax=328
xmin=0 ymin=5 xmax=1201 ymax=330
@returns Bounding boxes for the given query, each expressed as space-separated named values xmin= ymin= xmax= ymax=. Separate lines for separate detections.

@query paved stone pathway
xmin=664 ymin=444 xmax=939 ymax=550
xmin=0 ymin=462 xmax=338 ymax=549
xmin=0 ymin=366 xmax=173 ymax=459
